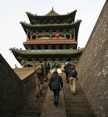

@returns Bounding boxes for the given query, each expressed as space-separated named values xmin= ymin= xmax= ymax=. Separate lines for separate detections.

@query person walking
xmin=34 ymin=60 xmax=46 ymax=98
xmin=68 ymin=65 xmax=78 ymax=95
xmin=49 ymin=70 xmax=63 ymax=106
xmin=54 ymin=61 xmax=59 ymax=70
xmin=44 ymin=62 xmax=52 ymax=82
xmin=64 ymin=62 xmax=71 ymax=83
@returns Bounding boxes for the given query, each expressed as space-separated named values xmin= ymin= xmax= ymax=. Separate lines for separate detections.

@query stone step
xmin=67 ymin=113 xmax=97 ymax=117
xmin=0 ymin=72 xmax=97 ymax=117
xmin=65 ymin=100 xmax=91 ymax=105
xmin=10 ymin=115 xmax=40 ymax=117
xmin=61 ymin=73 xmax=96 ymax=117
xmin=40 ymin=88 xmax=67 ymax=117
xmin=65 ymin=105 xmax=92 ymax=109
xmin=15 ymin=106 xmax=42 ymax=111
xmin=12 ymin=110 xmax=41 ymax=116
xmin=66 ymin=108 xmax=95 ymax=114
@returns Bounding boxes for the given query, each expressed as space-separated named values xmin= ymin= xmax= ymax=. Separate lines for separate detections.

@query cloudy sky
xmin=0 ymin=0 xmax=106 ymax=68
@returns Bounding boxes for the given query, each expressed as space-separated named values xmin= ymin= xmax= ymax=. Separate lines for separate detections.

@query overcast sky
xmin=0 ymin=0 xmax=106 ymax=68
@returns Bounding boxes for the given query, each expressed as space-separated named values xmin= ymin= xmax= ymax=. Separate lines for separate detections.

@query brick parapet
xmin=0 ymin=54 xmax=22 ymax=108
xmin=22 ymin=72 xmax=36 ymax=93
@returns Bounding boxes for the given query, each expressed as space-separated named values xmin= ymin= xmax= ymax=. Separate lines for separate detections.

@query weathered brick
xmin=77 ymin=1 xmax=108 ymax=117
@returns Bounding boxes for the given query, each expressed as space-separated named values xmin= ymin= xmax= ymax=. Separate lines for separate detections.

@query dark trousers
xmin=66 ymin=72 xmax=69 ymax=83
xmin=52 ymin=89 xmax=60 ymax=103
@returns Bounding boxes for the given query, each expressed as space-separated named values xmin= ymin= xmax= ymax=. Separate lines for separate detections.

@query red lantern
xmin=56 ymin=34 xmax=60 ymax=38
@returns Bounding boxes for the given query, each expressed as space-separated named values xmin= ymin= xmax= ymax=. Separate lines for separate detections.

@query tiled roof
xmin=20 ymin=20 xmax=81 ymax=29
xmin=10 ymin=48 xmax=84 ymax=55
xmin=26 ymin=10 xmax=77 ymax=22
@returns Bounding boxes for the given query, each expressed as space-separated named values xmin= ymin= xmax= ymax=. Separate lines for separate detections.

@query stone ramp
xmin=62 ymin=72 xmax=97 ymax=117
xmin=41 ymin=87 xmax=67 ymax=117
xmin=0 ymin=61 xmax=97 ymax=117
xmin=40 ymin=72 xmax=96 ymax=117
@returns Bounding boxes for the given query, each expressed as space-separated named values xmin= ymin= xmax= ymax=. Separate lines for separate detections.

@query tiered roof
xmin=10 ymin=8 xmax=82 ymax=66
xmin=26 ymin=8 xmax=77 ymax=24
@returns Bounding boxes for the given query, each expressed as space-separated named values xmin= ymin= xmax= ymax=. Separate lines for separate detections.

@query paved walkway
xmin=41 ymin=73 xmax=67 ymax=117
xmin=40 ymin=69 xmax=96 ymax=117
xmin=51 ymin=68 xmax=62 ymax=74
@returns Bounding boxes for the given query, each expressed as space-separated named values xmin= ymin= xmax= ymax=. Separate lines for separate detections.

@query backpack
xmin=47 ymin=62 xmax=50 ymax=69
xmin=65 ymin=64 xmax=71 ymax=73
xmin=69 ymin=68 xmax=77 ymax=77
xmin=36 ymin=64 xmax=43 ymax=75
xmin=55 ymin=62 xmax=59 ymax=67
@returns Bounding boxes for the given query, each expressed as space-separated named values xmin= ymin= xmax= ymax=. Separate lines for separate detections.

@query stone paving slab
xmin=41 ymin=87 xmax=67 ymax=117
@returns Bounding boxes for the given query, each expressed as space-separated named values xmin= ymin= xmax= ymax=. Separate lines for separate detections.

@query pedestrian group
xmin=34 ymin=60 xmax=78 ymax=106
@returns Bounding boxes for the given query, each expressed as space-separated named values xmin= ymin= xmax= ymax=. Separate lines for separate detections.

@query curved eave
xmin=20 ymin=20 xmax=81 ymax=41
xmin=26 ymin=10 xmax=77 ymax=24
xmin=10 ymin=48 xmax=83 ymax=64
xmin=10 ymin=48 xmax=83 ymax=56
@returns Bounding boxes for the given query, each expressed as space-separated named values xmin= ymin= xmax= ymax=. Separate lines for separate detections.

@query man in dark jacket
xmin=49 ymin=70 xmax=63 ymax=106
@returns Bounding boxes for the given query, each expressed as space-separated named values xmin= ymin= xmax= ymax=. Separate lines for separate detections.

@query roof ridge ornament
xmin=45 ymin=7 xmax=59 ymax=16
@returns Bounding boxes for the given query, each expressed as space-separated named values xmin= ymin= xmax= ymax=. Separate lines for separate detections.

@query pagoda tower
xmin=10 ymin=8 xmax=83 ymax=67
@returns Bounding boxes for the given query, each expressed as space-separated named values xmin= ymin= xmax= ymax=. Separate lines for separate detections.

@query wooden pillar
xmin=64 ymin=34 xmax=66 ymax=39
xmin=50 ymin=34 xmax=52 ymax=39
xmin=26 ymin=30 xmax=29 ymax=41
xmin=73 ymin=28 xmax=75 ymax=41
xmin=36 ymin=34 xmax=38 ymax=39
xmin=70 ymin=34 xmax=72 ymax=39
xmin=30 ymin=32 xmax=33 ymax=40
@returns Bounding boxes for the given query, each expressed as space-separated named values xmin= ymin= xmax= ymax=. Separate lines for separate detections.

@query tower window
xmin=50 ymin=20 xmax=53 ymax=24
xmin=32 ymin=35 xmax=36 ymax=40
xmin=46 ymin=29 xmax=49 ymax=32
xmin=43 ymin=20 xmax=47 ymax=24
xmin=66 ymin=34 xmax=70 ymax=39
xmin=56 ymin=20 xmax=60 ymax=24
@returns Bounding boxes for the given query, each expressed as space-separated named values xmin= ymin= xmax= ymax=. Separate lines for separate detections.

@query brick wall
xmin=22 ymin=71 xmax=36 ymax=93
xmin=77 ymin=1 xmax=108 ymax=117
xmin=0 ymin=54 xmax=36 ymax=116
xmin=13 ymin=67 xmax=36 ymax=94
xmin=0 ymin=54 xmax=22 ymax=107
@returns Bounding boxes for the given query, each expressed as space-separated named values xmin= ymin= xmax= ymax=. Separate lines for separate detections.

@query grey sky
xmin=0 ymin=0 xmax=106 ymax=68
